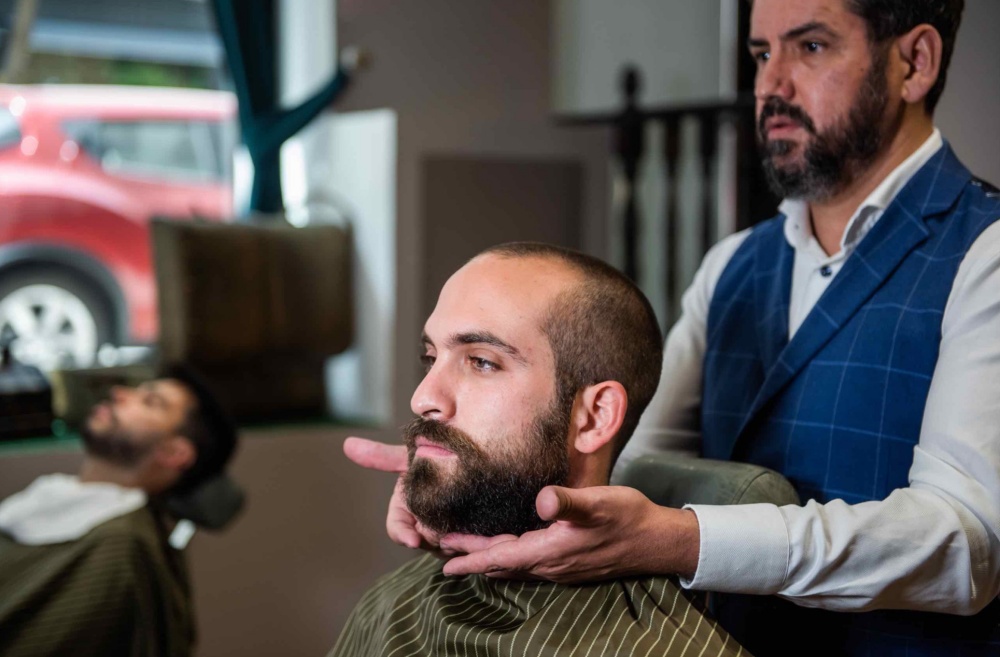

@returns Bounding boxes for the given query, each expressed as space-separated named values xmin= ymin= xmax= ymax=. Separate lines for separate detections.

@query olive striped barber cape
xmin=0 ymin=506 xmax=194 ymax=657
xmin=329 ymin=554 xmax=747 ymax=657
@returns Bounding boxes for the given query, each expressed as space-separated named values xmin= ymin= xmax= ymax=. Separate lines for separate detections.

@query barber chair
xmin=618 ymin=453 xmax=800 ymax=508
xmin=620 ymin=453 xmax=800 ymax=647
xmin=165 ymin=473 xmax=246 ymax=549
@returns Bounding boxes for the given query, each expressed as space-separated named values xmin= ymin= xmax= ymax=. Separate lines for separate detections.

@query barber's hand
xmin=439 ymin=485 xmax=700 ymax=584
xmin=342 ymin=437 xmax=448 ymax=554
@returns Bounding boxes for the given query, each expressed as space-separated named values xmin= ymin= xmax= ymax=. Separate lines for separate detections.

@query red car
xmin=0 ymin=84 xmax=237 ymax=371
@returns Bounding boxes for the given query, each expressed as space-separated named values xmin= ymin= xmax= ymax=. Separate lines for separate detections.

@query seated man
xmin=331 ymin=243 xmax=745 ymax=657
xmin=0 ymin=364 xmax=238 ymax=657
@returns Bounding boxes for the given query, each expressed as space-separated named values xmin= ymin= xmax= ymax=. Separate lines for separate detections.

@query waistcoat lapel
xmin=753 ymin=230 xmax=793 ymax=375
xmin=732 ymin=143 xmax=971 ymax=452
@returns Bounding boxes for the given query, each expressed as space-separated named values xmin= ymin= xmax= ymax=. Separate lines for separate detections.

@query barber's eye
xmin=804 ymin=41 xmax=823 ymax=53
xmin=469 ymin=356 xmax=499 ymax=372
xmin=752 ymin=50 xmax=770 ymax=63
xmin=419 ymin=354 xmax=435 ymax=371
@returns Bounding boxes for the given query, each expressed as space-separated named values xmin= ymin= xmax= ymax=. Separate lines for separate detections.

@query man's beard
xmin=402 ymin=402 xmax=571 ymax=537
xmin=80 ymin=410 xmax=151 ymax=467
xmin=757 ymin=48 xmax=900 ymax=201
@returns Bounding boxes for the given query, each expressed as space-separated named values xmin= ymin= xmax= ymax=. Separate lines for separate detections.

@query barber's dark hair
xmin=158 ymin=362 xmax=238 ymax=492
xmin=844 ymin=0 xmax=964 ymax=113
xmin=480 ymin=243 xmax=663 ymax=464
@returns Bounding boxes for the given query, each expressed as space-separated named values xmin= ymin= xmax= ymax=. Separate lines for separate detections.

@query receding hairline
xmin=469 ymin=249 xmax=584 ymax=276
xmin=466 ymin=250 xmax=590 ymax=304
xmin=470 ymin=244 xmax=651 ymax=320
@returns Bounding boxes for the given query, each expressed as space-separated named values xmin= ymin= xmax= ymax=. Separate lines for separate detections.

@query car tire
xmin=0 ymin=268 xmax=116 ymax=372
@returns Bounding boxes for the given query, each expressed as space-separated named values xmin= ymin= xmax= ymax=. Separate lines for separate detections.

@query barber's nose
xmin=410 ymin=363 xmax=456 ymax=420
xmin=755 ymin=53 xmax=794 ymax=102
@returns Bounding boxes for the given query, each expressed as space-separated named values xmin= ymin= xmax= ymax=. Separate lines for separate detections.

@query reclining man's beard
xmin=81 ymin=426 xmax=151 ymax=467
xmin=403 ymin=412 xmax=570 ymax=537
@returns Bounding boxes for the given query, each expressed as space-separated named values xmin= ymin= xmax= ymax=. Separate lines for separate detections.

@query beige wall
xmin=187 ymin=425 xmax=411 ymax=657
xmin=936 ymin=0 xmax=1000 ymax=185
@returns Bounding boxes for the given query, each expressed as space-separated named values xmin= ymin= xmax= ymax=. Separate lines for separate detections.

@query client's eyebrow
xmin=421 ymin=331 xmax=528 ymax=365
xmin=747 ymin=21 xmax=836 ymax=49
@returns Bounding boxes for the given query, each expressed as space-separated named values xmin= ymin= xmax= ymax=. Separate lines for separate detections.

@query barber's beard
xmin=80 ymin=412 xmax=151 ymax=467
xmin=757 ymin=48 xmax=901 ymax=202
xmin=403 ymin=403 xmax=571 ymax=537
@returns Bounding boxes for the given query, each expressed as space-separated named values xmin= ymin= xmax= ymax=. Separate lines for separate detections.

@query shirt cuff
xmin=680 ymin=503 xmax=790 ymax=594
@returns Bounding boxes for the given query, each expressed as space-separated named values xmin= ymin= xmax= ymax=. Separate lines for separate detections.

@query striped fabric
xmin=701 ymin=143 xmax=1000 ymax=654
xmin=329 ymin=554 xmax=747 ymax=657
xmin=0 ymin=506 xmax=194 ymax=657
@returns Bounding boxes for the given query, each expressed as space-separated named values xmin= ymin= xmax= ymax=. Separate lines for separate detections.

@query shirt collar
xmin=781 ymin=128 xmax=944 ymax=255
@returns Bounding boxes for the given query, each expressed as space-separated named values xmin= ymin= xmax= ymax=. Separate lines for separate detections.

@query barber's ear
xmin=895 ymin=24 xmax=943 ymax=107
xmin=571 ymin=381 xmax=627 ymax=455
xmin=156 ymin=435 xmax=197 ymax=472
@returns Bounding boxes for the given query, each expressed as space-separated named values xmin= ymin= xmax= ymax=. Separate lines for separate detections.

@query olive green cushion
xmin=619 ymin=454 xmax=800 ymax=508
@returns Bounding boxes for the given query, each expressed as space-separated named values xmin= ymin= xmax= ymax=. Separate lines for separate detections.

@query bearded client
xmin=329 ymin=244 xmax=747 ymax=657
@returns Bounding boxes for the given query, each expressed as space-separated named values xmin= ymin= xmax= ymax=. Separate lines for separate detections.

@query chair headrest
xmin=165 ymin=474 xmax=246 ymax=531
xmin=619 ymin=454 xmax=800 ymax=508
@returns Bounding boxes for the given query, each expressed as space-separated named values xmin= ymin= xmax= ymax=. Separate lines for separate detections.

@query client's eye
xmin=469 ymin=356 xmax=499 ymax=372
xmin=419 ymin=354 xmax=436 ymax=371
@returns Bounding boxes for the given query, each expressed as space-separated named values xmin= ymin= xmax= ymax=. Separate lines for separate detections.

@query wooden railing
xmin=556 ymin=66 xmax=778 ymax=327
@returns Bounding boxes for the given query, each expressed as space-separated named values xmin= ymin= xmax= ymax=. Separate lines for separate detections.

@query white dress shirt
xmin=613 ymin=129 xmax=1000 ymax=614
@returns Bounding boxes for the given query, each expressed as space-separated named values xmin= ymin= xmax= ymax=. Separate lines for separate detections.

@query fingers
xmin=413 ymin=522 xmax=457 ymax=559
xmin=484 ymin=571 xmax=544 ymax=582
xmin=386 ymin=477 xmax=423 ymax=549
xmin=536 ymin=486 xmax=601 ymax=525
xmin=442 ymin=536 xmax=526 ymax=576
xmin=439 ymin=533 xmax=517 ymax=555
xmin=413 ymin=521 xmax=443 ymax=550
xmin=343 ymin=437 xmax=408 ymax=472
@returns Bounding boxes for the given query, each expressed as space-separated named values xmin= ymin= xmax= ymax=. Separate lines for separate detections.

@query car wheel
xmin=0 ymin=270 xmax=115 ymax=372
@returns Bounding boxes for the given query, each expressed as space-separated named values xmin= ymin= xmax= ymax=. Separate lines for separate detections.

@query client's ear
xmin=156 ymin=435 xmax=197 ymax=473
xmin=571 ymin=381 xmax=627 ymax=455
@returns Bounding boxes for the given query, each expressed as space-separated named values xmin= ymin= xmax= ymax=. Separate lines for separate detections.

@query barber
xmin=348 ymin=0 xmax=1000 ymax=653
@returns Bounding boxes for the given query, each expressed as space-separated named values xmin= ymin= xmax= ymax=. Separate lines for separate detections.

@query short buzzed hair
xmin=480 ymin=243 xmax=663 ymax=463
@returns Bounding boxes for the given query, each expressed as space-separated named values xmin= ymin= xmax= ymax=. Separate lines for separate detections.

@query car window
xmin=63 ymin=119 xmax=227 ymax=183
xmin=0 ymin=106 xmax=21 ymax=150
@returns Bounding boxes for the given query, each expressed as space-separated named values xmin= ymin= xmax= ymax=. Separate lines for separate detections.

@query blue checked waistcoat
xmin=702 ymin=144 xmax=1000 ymax=655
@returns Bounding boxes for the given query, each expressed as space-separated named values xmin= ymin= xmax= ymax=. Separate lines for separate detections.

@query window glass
xmin=0 ymin=106 xmax=21 ymax=150
xmin=64 ymin=119 xmax=228 ymax=183
xmin=0 ymin=0 xmax=239 ymax=378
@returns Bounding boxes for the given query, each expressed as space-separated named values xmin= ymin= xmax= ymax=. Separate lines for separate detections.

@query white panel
xmin=319 ymin=109 xmax=397 ymax=425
